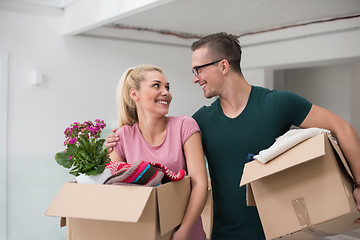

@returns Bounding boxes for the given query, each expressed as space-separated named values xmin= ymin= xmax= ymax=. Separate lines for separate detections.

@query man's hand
xmin=105 ymin=129 xmax=119 ymax=153
xmin=353 ymin=188 xmax=360 ymax=223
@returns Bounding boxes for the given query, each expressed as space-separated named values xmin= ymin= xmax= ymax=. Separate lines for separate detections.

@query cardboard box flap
xmin=245 ymin=183 xmax=256 ymax=206
xmin=157 ymin=176 xmax=191 ymax=236
xmin=326 ymin=133 xmax=354 ymax=180
xmin=46 ymin=182 xmax=154 ymax=223
xmin=240 ymin=133 xmax=327 ymax=186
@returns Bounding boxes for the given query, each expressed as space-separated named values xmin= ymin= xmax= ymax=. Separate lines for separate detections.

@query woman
xmin=108 ymin=65 xmax=208 ymax=240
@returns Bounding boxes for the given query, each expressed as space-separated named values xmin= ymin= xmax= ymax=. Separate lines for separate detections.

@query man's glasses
xmin=192 ymin=59 xmax=222 ymax=77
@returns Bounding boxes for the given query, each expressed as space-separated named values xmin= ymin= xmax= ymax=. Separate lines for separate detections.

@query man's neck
xmin=219 ymin=74 xmax=251 ymax=119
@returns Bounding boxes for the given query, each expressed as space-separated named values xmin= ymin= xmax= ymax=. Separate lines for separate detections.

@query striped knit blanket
xmin=104 ymin=160 xmax=186 ymax=187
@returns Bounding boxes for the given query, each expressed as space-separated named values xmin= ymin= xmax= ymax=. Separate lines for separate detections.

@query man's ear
xmin=129 ymin=88 xmax=139 ymax=102
xmin=220 ymin=59 xmax=230 ymax=75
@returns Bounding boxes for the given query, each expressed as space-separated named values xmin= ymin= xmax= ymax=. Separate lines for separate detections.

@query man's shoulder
xmin=252 ymin=85 xmax=303 ymax=99
xmin=192 ymin=99 xmax=218 ymax=118
xmin=252 ymin=85 xmax=276 ymax=96
xmin=251 ymin=86 xmax=297 ymax=104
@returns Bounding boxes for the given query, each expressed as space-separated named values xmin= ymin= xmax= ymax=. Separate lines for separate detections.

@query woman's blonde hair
xmin=116 ymin=65 xmax=163 ymax=127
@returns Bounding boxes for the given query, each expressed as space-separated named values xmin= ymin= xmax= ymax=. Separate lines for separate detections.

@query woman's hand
xmin=171 ymin=228 xmax=189 ymax=240
xmin=354 ymin=188 xmax=360 ymax=223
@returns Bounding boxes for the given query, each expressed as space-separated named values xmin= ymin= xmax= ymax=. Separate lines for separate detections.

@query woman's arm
xmin=109 ymin=150 xmax=125 ymax=162
xmin=172 ymin=131 xmax=208 ymax=240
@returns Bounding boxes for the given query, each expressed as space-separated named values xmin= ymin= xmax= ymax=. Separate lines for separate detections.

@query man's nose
xmin=193 ymin=74 xmax=199 ymax=83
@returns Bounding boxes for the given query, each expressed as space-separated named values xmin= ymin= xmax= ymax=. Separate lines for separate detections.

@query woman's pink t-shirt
xmin=114 ymin=115 xmax=199 ymax=173
xmin=113 ymin=115 xmax=206 ymax=240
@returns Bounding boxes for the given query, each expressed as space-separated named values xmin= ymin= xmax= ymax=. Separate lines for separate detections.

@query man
xmin=190 ymin=32 xmax=360 ymax=239
xmin=106 ymin=32 xmax=360 ymax=239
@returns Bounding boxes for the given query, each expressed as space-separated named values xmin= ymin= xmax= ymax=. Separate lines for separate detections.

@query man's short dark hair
xmin=191 ymin=32 xmax=242 ymax=74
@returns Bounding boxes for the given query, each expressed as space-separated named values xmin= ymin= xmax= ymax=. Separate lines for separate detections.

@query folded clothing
xmin=104 ymin=160 xmax=186 ymax=186
xmin=148 ymin=161 xmax=186 ymax=182
xmin=253 ymin=127 xmax=330 ymax=164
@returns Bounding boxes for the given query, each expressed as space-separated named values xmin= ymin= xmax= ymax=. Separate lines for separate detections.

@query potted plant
xmin=55 ymin=119 xmax=111 ymax=184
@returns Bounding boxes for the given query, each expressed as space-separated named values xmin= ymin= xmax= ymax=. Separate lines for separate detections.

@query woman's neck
xmin=138 ymin=115 xmax=168 ymax=146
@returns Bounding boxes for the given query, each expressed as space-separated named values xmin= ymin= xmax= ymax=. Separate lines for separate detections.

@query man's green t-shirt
xmin=192 ymin=86 xmax=312 ymax=240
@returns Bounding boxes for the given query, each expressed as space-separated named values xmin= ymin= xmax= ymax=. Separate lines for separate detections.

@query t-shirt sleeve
xmin=277 ymin=91 xmax=313 ymax=126
xmin=181 ymin=116 xmax=201 ymax=145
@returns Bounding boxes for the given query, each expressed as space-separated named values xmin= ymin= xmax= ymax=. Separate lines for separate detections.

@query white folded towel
xmin=254 ymin=128 xmax=330 ymax=164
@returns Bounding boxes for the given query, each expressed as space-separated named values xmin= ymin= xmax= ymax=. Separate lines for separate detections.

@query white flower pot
xmin=75 ymin=168 xmax=111 ymax=184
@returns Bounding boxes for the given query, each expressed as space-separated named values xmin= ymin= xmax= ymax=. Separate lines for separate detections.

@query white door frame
xmin=0 ymin=51 xmax=8 ymax=240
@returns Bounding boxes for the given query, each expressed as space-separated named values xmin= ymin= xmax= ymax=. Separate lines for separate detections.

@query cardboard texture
xmin=46 ymin=176 xmax=191 ymax=240
xmin=240 ymin=133 xmax=360 ymax=240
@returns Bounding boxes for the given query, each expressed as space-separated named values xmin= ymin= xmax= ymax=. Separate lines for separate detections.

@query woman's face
xmin=132 ymin=70 xmax=172 ymax=116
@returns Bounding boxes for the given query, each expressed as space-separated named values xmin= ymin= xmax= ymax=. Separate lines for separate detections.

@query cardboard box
xmin=240 ymin=133 xmax=360 ymax=240
xmin=46 ymin=176 xmax=191 ymax=240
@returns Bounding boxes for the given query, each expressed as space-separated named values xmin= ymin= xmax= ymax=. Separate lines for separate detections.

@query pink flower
xmin=64 ymin=127 xmax=70 ymax=134
xmin=62 ymin=119 xmax=106 ymax=144
xmin=69 ymin=137 xmax=77 ymax=144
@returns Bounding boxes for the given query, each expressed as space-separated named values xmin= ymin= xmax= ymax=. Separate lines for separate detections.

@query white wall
xmin=351 ymin=62 xmax=360 ymax=132
xmin=242 ymin=28 xmax=360 ymax=70
xmin=280 ymin=64 xmax=352 ymax=122
xmin=0 ymin=52 xmax=9 ymax=240
xmin=0 ymin=7 xmax=211 ymax=240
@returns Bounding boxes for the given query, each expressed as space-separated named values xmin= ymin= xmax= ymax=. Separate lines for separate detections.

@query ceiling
xmin=8 ymin=0 xmax=76 ymax=8
xmin=6 ymin=0 xmax=360 ymax=47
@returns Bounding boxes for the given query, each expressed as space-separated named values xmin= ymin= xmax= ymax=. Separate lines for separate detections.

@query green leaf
xmin=86 ymin=169 xmax=100 ymax=176
xmin=79 ymin=134 xmax=91 ymax=153
xmin=86 ymin=164 xmax=106 ymax=176
xmin=55 ymin=151 xmax=74 ymax=169
xmin=66 ymin=144 xmax=77 ymax=155
xmin=97 ymin=164 xmax=106 ymax=173
xmin=69 ymin=168 xmax=80 ymax=177
xmin=96 ymin=139 xmax=105 ymax=149
xmin=78 ymin=148 xmax=92 ymax=162
xmin=82 ymin=162 xmax=96 ymax=172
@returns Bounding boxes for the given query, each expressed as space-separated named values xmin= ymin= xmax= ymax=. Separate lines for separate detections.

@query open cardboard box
xmin=46 ymin=176 xmax=191 ymax=240
xmin=240 ymin=133 xmax=360 ymax=240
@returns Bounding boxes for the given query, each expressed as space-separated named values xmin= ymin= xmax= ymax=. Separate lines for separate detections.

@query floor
xmin=205 ymin=229 xmax=360 ymax=240
xmin=319 ymin=229 xmax=360 ymax=240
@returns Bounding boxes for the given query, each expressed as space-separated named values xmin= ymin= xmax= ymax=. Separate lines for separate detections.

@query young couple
xmin=106 ymin=33 xmax=360 ymax=240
